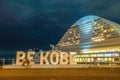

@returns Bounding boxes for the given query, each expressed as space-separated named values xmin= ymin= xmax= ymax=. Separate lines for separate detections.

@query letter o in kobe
xmin=50 ymin=51 xmax=59 ymax=65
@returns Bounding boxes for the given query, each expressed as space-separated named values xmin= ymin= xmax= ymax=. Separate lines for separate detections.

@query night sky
xmin=0 ymin=0 xmax=120 ymax=58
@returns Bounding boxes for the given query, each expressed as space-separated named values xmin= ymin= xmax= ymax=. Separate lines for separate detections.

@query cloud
xmin=80 ymin=0 xmax=120 ymax=21
xmin=102 ymin=2 xmax=120 ymax=20
xmin=0 ymin=0 xmax=120 ymax=57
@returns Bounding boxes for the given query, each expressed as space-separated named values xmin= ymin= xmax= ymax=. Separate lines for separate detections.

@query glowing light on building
xmin=56 ymin=15 xmax=120 ymax=64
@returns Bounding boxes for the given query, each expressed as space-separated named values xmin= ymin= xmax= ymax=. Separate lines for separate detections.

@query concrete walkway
xmin=3 ymin=64 xmax=89 ymax=68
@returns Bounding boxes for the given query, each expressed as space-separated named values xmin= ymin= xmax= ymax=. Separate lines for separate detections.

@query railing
xmin=0 ymin=58 xmax=120 ymax=67
xmin=0 ymin=58 xmax=16 ymax=66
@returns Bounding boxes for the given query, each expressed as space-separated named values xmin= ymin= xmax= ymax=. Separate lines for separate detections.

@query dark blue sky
xmin=0 ymin=0 xmax=120 ymax=58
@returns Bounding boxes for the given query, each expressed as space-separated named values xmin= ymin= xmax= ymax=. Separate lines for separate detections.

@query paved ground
xmin=3 ymin=64 xmax=89 ymax=68
xmin=0 ymin=67 xmax=120 ymax=80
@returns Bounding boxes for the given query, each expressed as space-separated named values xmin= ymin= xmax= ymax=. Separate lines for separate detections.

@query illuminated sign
xmin=16 ymin=51 xmax=76 ymax=65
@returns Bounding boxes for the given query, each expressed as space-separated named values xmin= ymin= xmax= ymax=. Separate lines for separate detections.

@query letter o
xmin=50 ymin=51 xmax=59 ymax=65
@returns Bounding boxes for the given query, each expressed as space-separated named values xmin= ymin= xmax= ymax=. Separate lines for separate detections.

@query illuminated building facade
xmin=56 ymin=15 xmax=120 ymax=64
